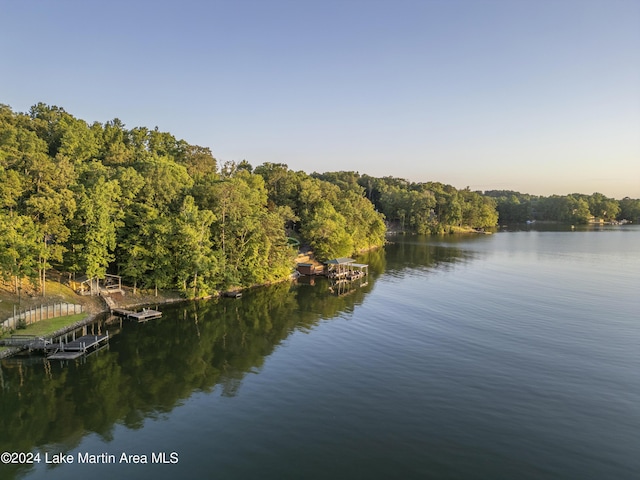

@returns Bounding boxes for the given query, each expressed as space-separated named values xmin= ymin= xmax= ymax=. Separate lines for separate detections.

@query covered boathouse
xmin=325 ymin=258 xmax=369 ymax=280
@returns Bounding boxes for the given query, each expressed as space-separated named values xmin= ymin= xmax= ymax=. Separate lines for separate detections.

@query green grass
xmin=1 ymin=313 xmax=87 ymax=339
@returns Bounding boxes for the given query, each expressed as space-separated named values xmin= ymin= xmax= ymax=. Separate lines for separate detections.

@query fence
xmin=2 ymin=303 xmax=84 ymax=332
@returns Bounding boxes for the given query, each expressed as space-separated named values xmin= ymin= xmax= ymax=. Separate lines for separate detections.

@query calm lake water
xmin=2 ymin=226 xmax=639 ymax=480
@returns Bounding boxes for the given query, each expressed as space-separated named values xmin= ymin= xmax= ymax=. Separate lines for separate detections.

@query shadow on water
xmin=0 ymin=240 xmax=473 ymax=479
xmin=383 ymin=234 xmax=478 ymax=276
xmin=0 ymin=282 xmax=377 ymax=478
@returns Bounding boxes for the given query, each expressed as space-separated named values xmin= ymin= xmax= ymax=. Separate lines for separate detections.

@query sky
xmin=1 ymin=0 xmax=639 ymax=198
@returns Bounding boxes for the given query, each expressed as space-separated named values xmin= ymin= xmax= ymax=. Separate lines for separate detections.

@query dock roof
xmin=325 ymin=258 xmax=355 ymax=265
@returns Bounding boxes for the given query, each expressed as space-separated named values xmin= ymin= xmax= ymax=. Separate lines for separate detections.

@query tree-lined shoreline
xmin=1 ymin=103 xmax=638 ymax=299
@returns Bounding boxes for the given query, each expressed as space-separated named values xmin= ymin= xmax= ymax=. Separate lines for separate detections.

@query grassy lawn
xmin=1 ymin=313 xmax=87 ymax=340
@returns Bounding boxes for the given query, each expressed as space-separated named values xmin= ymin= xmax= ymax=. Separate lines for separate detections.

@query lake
xmin=1 ymin=226 xmax=639 ymax=480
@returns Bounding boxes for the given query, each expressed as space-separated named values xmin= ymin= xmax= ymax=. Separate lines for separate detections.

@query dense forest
xmin=1 ymin=103 xmax=386 ymax=298
xmin=1 ymin=103 xmax=638 ymax=298
xmin=312 ymin=173 xmax=639 ymax=230
xmin=484 ymin=191 xmax=640 ymax=225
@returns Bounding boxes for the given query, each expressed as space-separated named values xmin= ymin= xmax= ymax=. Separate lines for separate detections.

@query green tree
xmin=301 ymin=200 xmax=353 ymax=261
xmin=118 ymin=205 xmax=172 ymax=296
xmin=336 ymin=190 xmax=386 ymax=251
xmin=26 ymin=188 xmax=76 ymax=295
xmin=587 ymin=192 xmax=620 ymax=221
xmin=460 ymin=189 xmax=499 ymax=228
xmin=567 ymin=196 xmax=591 ymax=224
xmin=100 ymin=118 xmax=133 ymax=166
xmin=172 ymin=196 xmax=216 ymax=298
xmin=254 ymin=162 xmax=301 ymax=210
xmin=0 ymin=167 xmax=23 ymax=211
xmin=206 ymin=170 xmax=294 ymax=288
xmin=56 ymin=115 xmax=101 ymax=165
xmin=175 ymin=141 xmax=218 ymax=178
xmin=0 ymin=212 xmax=41 ymax=292
xmin=618 ymin=197 xmax=640 ymax=222
xmin=136 ymin=154 xmax=193 ymax=212
xmin=436 ymin=192 xmax=462 ymax=229
xmin=78 ymin=178 xmax=123 ymax=279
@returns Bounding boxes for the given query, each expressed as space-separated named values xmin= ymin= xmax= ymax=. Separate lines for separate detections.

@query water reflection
xmin=0 ymin=239 xmax=474 ymax=479
xmin=383 ymin=235 xmax=476 ymax=276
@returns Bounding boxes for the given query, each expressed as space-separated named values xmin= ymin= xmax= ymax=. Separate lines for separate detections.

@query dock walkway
xmin=46 ymin=334 xmax=109 ymax=359
xmin=1 ymin=333 xmax=111 ymax=359
xmin=112 ymin=308 xmax=162 ymax=321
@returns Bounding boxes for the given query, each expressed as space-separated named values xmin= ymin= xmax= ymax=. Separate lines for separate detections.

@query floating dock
xmin=112 ymin=307 xmax=162 ymax=321
xmin=46 ymin=334 xmax=110 ymax=359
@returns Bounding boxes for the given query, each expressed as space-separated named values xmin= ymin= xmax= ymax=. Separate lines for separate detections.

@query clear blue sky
xmin=2 ymin=0 xmax=639 ymax=198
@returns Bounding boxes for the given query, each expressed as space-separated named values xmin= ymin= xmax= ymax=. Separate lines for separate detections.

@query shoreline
xmin=0 ymin=311 xmax=103 ymax=359
xmin=0 ymin=295 xmax=192 ymax=360
xmin=0 ymin=277 xmax=299 ymax=360
xmin=1 ymin=244 xmax=379 ymax=360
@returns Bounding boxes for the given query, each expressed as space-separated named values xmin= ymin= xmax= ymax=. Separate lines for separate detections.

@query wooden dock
xmin=46 ymin=334 xmax=110 ymax=359
xmin=112 ymin=307 xmax=162 ymax=321
xmin=47 ymin=351 xmax=85 ymax=360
